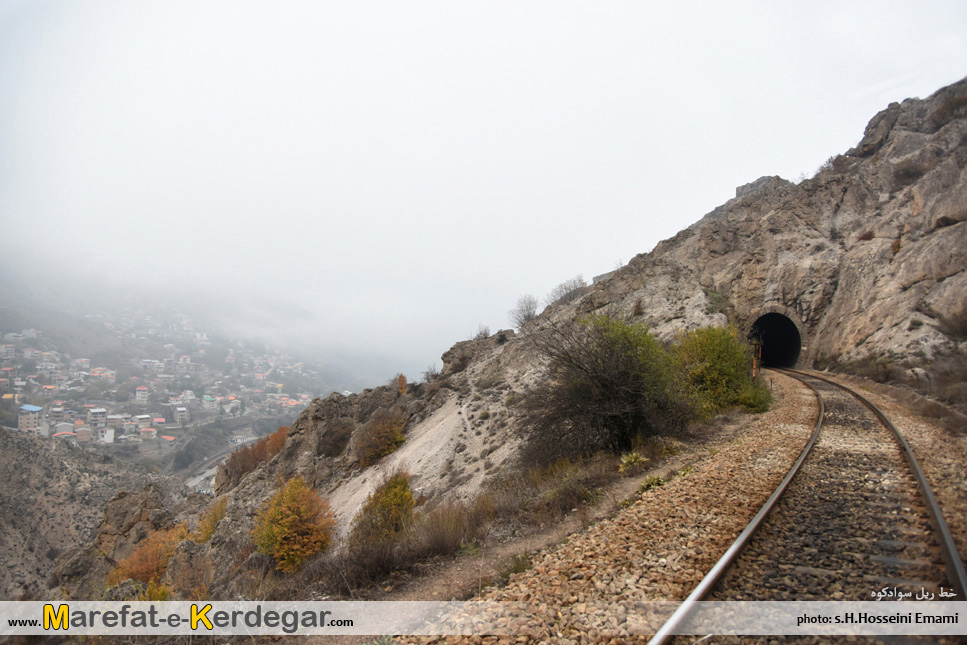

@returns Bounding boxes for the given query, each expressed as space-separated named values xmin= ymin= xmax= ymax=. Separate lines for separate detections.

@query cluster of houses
xmin=2 ymin=317 xmax=322 ymax=452
xmin=16 ymin=400 xmax=188 ymax=446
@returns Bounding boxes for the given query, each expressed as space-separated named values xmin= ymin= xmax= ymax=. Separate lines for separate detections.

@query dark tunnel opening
xmin=750 ymin=313 xmax=802 ymax=368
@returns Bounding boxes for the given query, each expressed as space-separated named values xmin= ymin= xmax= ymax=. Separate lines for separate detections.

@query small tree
xmin=390 ymin=373 xmax=407 ymax=395
xmin=509 ymin=294 xmax=539 ymax=329
xmin=108 ymin=523 xmax=190 ymax=585
xmin=251 ymin=476 xmax=336 ymax=573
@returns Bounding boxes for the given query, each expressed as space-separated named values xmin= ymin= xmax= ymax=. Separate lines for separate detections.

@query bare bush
xmin=938 ymin=302 xmax=967 ymax=340
xmin=422 ymin=364 xmax=440 ymax=383
xmin=509 ymin=294 xmax=539 ymax=329
xmin=545 ymin=275 xmax=588 ymax=307
xmin=356 ymin=409 xmax=406 ymax=466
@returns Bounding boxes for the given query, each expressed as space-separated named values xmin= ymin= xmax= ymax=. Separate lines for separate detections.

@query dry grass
xmin=285 ymin=455 xmax=631 ymax=597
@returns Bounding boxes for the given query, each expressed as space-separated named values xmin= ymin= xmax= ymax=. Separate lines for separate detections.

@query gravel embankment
xmin=711 ymin=378 xmax=943 ymax=602
xmin=411 ymin=371 xmax=818 ymax=643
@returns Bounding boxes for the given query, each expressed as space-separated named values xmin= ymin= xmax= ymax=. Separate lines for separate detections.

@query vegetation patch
xmin=317 ymin=419 xmax=354 ymax=457
xmin=520 ymin=316 xmax=687 ymax=463
xmin=545 ymin=275 xmax=588 ymax=307
xmin=108 ymin=523 xmax=190 ymax=586
xmin=939 ymin=302 xmax=967 ymax=341
xmin=356 ymin=409 xmax=407 ymax=466
xmin=702 ymin=287 xmax=732 ymax=317
xmin=675 ymin=325 xmax=770 ymax=420
xmin=192 ymin=497 xmax=227 ymax=543
xmin=639 ymin=475 xmax=665 ymax=493
xmin=251 ymin=476 xmax=336 ymax=574
xmin=221 ymin=425 xmax=289 ymax=491
xmin=349 ymin=470 xmax=415 ymax=546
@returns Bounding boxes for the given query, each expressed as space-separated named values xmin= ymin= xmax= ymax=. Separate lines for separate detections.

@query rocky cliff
xmin=0 ymin=428 xmax=190 ymax=599
xmin=630 ymin=78 xmax=967 ymax=366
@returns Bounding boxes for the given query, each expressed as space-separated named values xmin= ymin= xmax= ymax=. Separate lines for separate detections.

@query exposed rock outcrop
xmin=590 ymin=77 xmax=967 ymax=367
xmin=0 ymin=427 xmax=187 ymax=599
xmin=50 ymin=484 xmax=178 ymax=599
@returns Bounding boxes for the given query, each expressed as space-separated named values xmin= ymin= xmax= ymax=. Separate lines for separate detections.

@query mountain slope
xmin=53 ymin=76 xmax=967 ymax=601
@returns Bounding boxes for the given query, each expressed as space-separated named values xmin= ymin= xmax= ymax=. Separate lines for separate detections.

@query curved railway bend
xmin=652 ymin=370 xmax=966 ymax=644
xmin=396 ymin=371 xmax=966 ymax=644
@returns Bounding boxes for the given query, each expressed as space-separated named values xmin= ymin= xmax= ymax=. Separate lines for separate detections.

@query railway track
xmin=649 ymin=369 xmax=967 ymax=643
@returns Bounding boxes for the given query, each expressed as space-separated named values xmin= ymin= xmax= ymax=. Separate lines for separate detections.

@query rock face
xmin=0 ymin=427 xmax=187 ymax=599
xmin=50 ymin=484 xmax=181 ymax=599
xmin=58 ymin=77 xmax=967 ymax=601
xmin=595 ymin=77 xmax=967 ymax=367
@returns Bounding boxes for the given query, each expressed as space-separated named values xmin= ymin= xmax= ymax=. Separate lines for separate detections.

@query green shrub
xmin=252 ymin=476 xmax=336 ymax=573
xmin=674 ymin=325 xmax=768 ymax=419
xmin=738 ymin=381 xmax=772 ymax=413
xmin=349 ymin=471 xmax=415 ymax=546
xmin=639 ymin=475 xmax=664 ymax=493
xmin=521 ymin=315 xmax=687 ymax=462
xmin=618 ymin=451 xmax=647 ymax=474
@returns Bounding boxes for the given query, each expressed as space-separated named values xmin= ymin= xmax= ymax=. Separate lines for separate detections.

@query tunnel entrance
xmin=750 ymin=312 xmax=801 ymax=368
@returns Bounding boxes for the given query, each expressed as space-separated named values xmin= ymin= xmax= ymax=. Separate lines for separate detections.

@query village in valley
xmin=0 ymin=299 xmax=339 ymax=486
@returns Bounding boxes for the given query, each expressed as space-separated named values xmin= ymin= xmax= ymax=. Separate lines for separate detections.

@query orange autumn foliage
xmin=108 ymin=523 xmax=189 ymax=585
xmin=251 ymin=476 xmax=336 ymax=573
xmin=222 ymin=426 xmax=289 ymax=489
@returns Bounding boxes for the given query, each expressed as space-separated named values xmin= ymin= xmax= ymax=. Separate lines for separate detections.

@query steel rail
xmin=646 ymin=369 xmax=825 ymax=645
xmin=648 ymin=369 xmax=967 ymax=644
xmin=788 ymin=369 xmax=967 ymax=600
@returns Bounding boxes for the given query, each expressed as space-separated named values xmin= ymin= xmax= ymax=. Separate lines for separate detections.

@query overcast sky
xmin=1 ymin=1 xmax=965 ymax=384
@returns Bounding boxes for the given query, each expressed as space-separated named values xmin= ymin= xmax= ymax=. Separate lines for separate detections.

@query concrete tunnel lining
xmin=750 ymin=312 xmax=802 ymax=368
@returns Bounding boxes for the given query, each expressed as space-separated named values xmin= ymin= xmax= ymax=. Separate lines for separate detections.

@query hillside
xmin=48 ymin=76 xmax=967 ymax=602
xmin=0 ymin=428 xmax=189 ymax=599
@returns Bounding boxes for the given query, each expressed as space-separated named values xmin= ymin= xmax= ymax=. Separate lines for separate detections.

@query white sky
xmin=1 ymin=1 xmax=965 ymax=383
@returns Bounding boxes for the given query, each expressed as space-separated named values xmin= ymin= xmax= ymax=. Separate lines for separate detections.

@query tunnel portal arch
xmin=749 ymin=312 xmax=802 ymax=368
